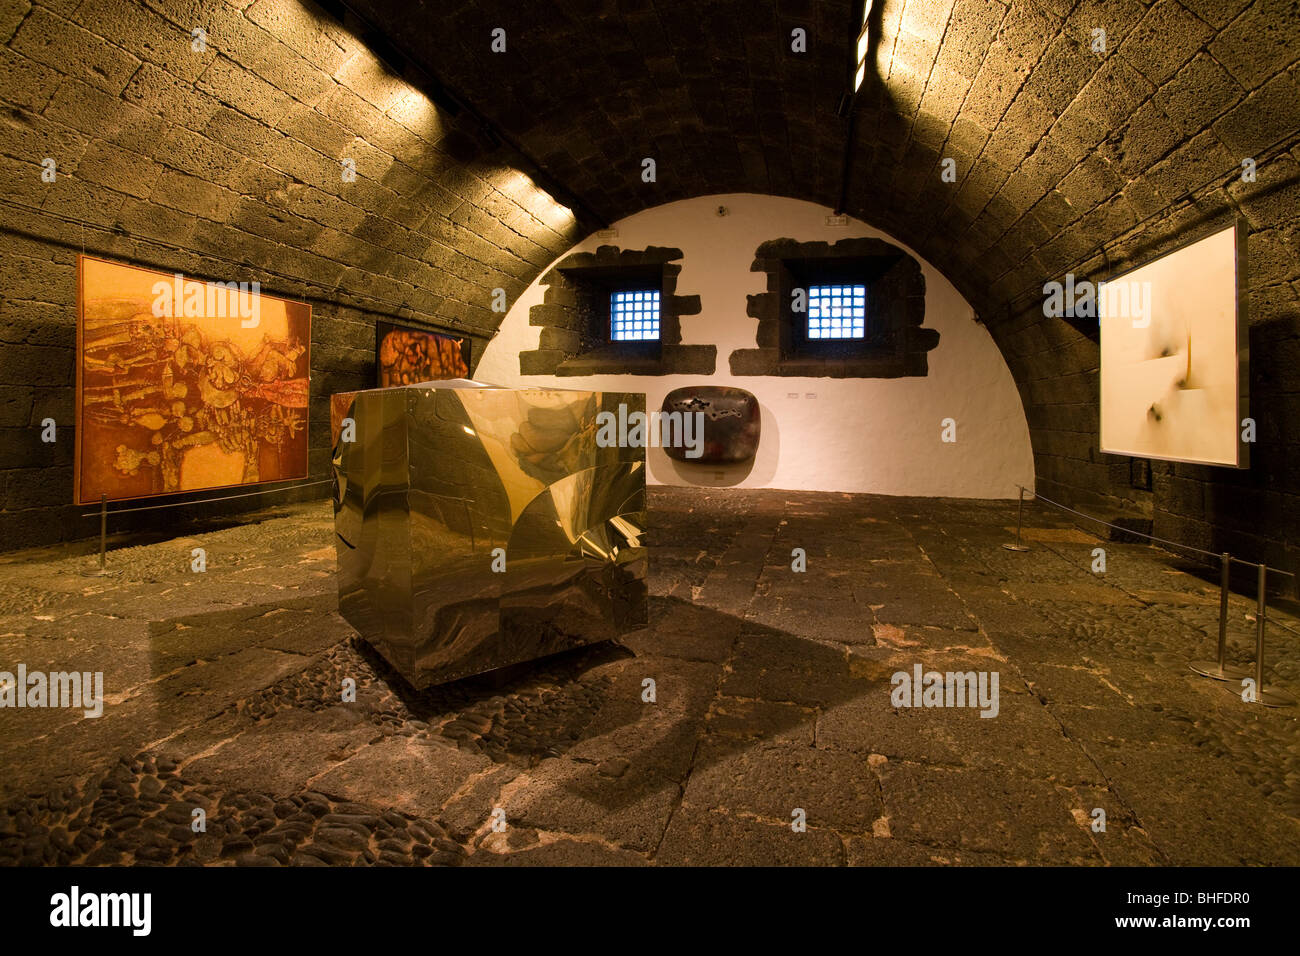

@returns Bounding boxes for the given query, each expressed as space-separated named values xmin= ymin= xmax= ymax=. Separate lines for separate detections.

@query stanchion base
xmin=79 ymin=567 xmax=120 ymax=578
xmin=1188 ymin=660 xmax=1251 ymax=681
xmin=1001 ymin=543 xmax=1031 ymax=552
xmin=1253 ymin=686 xmax=1297 ymax=708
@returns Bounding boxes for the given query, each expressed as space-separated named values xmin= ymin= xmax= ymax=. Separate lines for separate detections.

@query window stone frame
xmin=731 ymin=237 xmax=938 ymax=378
xmin=519 ymin=245 xmax=713 ymax=376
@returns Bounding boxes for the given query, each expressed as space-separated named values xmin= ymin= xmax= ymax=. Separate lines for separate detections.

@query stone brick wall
xmin=345 ymin=0 xmax=1300 ymax=573
xmin=0 ymin=0 xmax=582 ymax=549
xmin=4 ymin=0 xmax=1299 ymax=569
xmin=854 ymin=0 xmax=1300 ymax=575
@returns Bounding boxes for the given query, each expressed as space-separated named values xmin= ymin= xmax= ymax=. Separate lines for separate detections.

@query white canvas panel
xmin=1100 ymin=224 xmax=1242 ymax=467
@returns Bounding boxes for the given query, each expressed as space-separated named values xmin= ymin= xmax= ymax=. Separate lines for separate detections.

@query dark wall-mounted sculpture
xmin=333 ymin=382 xmax=648 ymax=689
xmin=661 ymin=386 xmax=760 ymax=463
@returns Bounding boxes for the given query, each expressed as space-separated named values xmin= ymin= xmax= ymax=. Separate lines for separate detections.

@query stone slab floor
xmin=1 ymin=488 xmax=1297 ymax=866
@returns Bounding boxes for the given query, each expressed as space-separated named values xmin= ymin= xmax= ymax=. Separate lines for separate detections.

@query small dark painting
xmin=375 ymin=321 xmax=470 ymax=387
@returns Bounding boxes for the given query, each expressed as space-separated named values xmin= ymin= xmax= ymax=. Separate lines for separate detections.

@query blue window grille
xmin=807 ymin=284 xmax=866 ymax=339
xmin=610 ymin=289 xmax=660 ymax=341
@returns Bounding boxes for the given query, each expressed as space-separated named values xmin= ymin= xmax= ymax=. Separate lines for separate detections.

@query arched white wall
xmin=477 ymin=194 xmax=1034 ymax=499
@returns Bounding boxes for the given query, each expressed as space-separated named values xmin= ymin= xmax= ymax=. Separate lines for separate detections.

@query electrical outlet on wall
xmin=805 ymin=392 xmax=816 ymax=399
xmin=787 ymin=392 xmax=799 ymax=399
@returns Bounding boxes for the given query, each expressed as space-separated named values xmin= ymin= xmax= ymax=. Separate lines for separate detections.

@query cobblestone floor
xmin=1 ymin=488 xmax=1297 ymax=866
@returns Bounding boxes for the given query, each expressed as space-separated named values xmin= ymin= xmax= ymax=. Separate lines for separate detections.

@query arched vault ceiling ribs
xmin=344 ymin=0 xmax=1300 ymax=328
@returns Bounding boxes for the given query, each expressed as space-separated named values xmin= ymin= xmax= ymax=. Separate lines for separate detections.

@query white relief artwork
xmin=1100 ymin=224 xmax=1244 ymax=468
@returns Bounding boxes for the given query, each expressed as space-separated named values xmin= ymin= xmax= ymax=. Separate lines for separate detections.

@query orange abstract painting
xmin=75 ymin=256 xmax=311 ymax=505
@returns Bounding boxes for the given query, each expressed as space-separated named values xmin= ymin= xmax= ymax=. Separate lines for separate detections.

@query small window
xmin=807 ymin=284 xmax=866 ymax=339
xmin=610 ymin=289 xmax=660 ymax=341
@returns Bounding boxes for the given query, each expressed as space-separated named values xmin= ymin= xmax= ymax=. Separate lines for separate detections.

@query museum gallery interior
xmin=0 ymin=0 xmax=1298 ymax=873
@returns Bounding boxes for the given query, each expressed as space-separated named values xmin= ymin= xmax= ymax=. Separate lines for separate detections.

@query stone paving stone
xmin=182 ymin=706 xmax=376 ymax=797
xmin=733 ymin=659 xmax=868 ymax=709
xmin=1080 ymin=742 xmax=1300 ymax=866
xmin=1078 ymin=661 xmax=1214 ymax=714
xmin=0 ymin=611 xmax=152 ymax=670
xmin=147 ymin=708 xmax=250 ymax=766
xmin=703 ymin=696 xmax=816 ymax=747
xmin=3 ymin=489 xmax=1300 ymax=865
xmin=1004 ymin=581 xmax=1147 ymax=606
xmin=628 ymin=595 xmax=740 ymax=662
xmin=248 ymin=606 xmax=357 ymax=657
xmin=309 ymin=735 xmax=493 ymax=816
xmin=692 ymin=517 xmax=782 ymax=614
xmin=1018 ymin=660 xmax=1137 ymax=709
xmin=468 ymin=838 xmax=649 ymax=866
xmin=956 ymin=587 xmax=1059 ymax=637
xmin=845 ymin=836 xmax=1018 ymax=866
xmin=438 ymin=764 xmax=523 ymax=841
xmin=654 ymin=806 xmax=844 ymax=866
xmin=565 ymin=706 xmax=707 ymax=785
xmin=620 ymin=625 xmax=735 ymax=663
xmin=581 ymin=655 xmax=719 ymax=725
xmin=0 ymin=645 xmax=314 ymax=798
xmin=1050 ymin=702 xmax=1197 ymax=750
xmin=682 ymin=738 xmax=883 ymax=832
xmin=912 ymin=690 xmax=1106 ymax=786
xmin=864 ymin=585 xmax=981 ymax=630
xmin=1129 ymin=588 xmax=1223 ymax=608
xmin=720 ymin=627 xmax=873 ymax=708
xmin=1062 ymin=785 xmax=1166 ymax=866
xmin=749 ymin=607 xmax=873 ymax=647
xmin=879 ymin=762 xmax=1102 ymax=864
xmin=868 ymin=622 xmax=992 ymax=652
xmin=986 ymin=628 xmax=1106 ymax=667
xmin=145 ymin=600 xmax=343 ymax=670
xmin=500 ymin=756 xmax=682 ymax=853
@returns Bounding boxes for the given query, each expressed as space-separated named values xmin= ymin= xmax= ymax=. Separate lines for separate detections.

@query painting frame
xmin=374 ymin=319 xmax=471 ymax=388
xmin=74 ymin=254 xmax=312 ymax=506
xmin=1097 ymin=221 xmax=1249 ymax=470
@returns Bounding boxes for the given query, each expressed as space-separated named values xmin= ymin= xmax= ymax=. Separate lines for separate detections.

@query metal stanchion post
xmin=1190 ymin=553 xmax=1250 ymax=681
xmin=1002 ymin=486 xmax=1031 ymax=552
xmin=1251 ymin=563 xmax=1296 ymax=708
xmin=81 ymin=493 xmax=119 ymax=578
xmin=98 ymin=493 xmax=107 ymax=572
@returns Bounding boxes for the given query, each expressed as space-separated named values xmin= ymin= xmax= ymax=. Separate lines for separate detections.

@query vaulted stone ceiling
xmin=344 ymin=0 xmax=1300 ymax=555
xmin=342 ymin=0 xmax=1299 ymax=326
xmin=345 ymin=0 xmax=856 ymax=222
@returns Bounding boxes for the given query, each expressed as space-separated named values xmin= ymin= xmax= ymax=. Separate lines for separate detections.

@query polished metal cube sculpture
xmin=333 ymin=382 xmax=647 ymax=689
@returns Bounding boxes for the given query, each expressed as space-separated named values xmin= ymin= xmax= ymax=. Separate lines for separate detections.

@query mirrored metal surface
xmin=334 ymin=382 xmax=646 ymax=688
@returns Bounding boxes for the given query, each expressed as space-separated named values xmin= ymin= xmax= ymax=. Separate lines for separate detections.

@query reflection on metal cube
xmin=333 ymin=382 xmax=647 ymax=689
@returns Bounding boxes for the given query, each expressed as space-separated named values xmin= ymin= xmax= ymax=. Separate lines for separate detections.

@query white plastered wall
xmin=476 ymin=193 xmax=1034 ymax=499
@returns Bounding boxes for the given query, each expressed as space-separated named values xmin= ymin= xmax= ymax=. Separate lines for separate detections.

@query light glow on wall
xmin=854 ymin=1 xmax=873 ymax=91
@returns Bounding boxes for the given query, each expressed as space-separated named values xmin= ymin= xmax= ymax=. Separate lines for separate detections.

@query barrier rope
xmin=1015 ymin=484 xmax=1295 ymax=579
xmin=1017 ymin=484 xmax=1300 ymax=645
xmin=78 ymin=479 xmax=333 ymax=519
